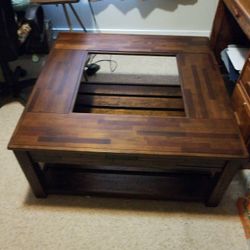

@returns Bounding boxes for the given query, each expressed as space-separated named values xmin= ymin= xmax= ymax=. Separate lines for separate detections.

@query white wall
xmin=43 ymin=0 xmax=219 ymax=36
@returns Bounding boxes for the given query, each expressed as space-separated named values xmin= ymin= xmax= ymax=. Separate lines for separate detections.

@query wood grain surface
xmin=211 ymin=0 xmax=250 ymax=169
xmin=55 ymin=33 xmax=211 ymax=54
xmin=8 ymin=31 xmax=250 ymax=205
xmin=74 ymin=82 xmax=185 ymax=116
xmin=8 ymin=33 xmax=248 ymax=160
xmin=224 ymin=0 xmax=250 ymax=39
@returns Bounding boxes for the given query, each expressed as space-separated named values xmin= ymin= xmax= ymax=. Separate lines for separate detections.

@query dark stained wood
xmin=210 ymin=0 xmax=249 ymax=63
xmin=44 ymin=164 xmax=212 ymax=202
xmin=240 ymin=79 xmax=250 ymax=97
xmin=29 ymin=150 xmax=227 ymax=170
xmin=206 ymin=160 xmax=242 ymax=206
xmin=75 ymin=95 xmax=184 ymax=110
xmin=177 ymin=53 xmax=234 ymax=119
xmin=210 ymin=0 xmax=227 ymax=55
xmin=212 ymin=1 xmax=250 ymax=168
xmin=8 ymin=112 xmax=246 ymax=158
xmin=26 ymin=49 xmax=87 ymax=114
xmin=55 ymin=33 xmax=211 ymax=54
xmin=240 ymin=58 xmax=250 ymax=95
xmin=224 ymin=0 xmax=250 ymax=39
xmin=74 ymin=108 xmax=185 ymax=117
xmin=14 ymin=151 xmax=47 ymax=198
xmin=78 ymin=83 xmax=182 ymax=97
xmin=8 ymin=31 xmax=248 ymax=206
xmin=42 ymin=163 xmax=222 ymax=176
xmin=231 ymin=83 xmax=250 ymax=141
xmin=75 ymin=83 xmax=184 ymax=116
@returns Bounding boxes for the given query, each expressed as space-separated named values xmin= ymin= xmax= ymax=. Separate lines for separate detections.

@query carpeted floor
xmin=0 ymin=54 xmax=249 ymax=250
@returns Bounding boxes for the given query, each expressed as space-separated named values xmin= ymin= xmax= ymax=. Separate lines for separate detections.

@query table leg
xmin=206 ymin=160 xmax=241 ymax=206
xmin=14 ymin=151 xmax=47 ymax=198
xmin=69 ymin=3 xmax=87 ymax=32
xmin=62 ymin=3 xmax=73 ymax=31
xmin=87 ymin=0 xmax=99 ymax=30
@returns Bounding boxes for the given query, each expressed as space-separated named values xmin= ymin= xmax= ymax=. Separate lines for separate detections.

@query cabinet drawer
xmin=240 ymin=58 xmax=250 ymax=95
xmin=241 ymin=80 xmax=250 ymax=96
xmin=231 ymin=84 xmax=250 ymax=141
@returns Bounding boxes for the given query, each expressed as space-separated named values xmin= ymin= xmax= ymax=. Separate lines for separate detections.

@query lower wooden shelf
xmin=43 ymin=164 xmax=215 ymax=202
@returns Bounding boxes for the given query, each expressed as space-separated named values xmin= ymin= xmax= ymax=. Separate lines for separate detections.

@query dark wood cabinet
xmin=211 ymin=0 xmax=250 ymax=166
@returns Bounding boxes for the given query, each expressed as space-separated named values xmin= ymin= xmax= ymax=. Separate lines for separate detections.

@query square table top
xmin=8 ymin=33 xmax=249 ymax=160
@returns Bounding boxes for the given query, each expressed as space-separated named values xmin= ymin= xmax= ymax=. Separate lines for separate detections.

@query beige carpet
xmin=87 ymin=54 xmax=180 ymax=85
xmin=0 ymin=101 xmax=249 ymax=250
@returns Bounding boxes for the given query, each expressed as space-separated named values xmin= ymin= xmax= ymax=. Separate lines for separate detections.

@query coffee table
xmin=8 ymin=33 xmax=248 ymax=206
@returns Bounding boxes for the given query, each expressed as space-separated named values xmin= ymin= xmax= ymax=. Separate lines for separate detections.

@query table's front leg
xmin=14 ymin=151 xmax=47 ymax=198
xmin=206 ymin=160 xmax=241 ymax=206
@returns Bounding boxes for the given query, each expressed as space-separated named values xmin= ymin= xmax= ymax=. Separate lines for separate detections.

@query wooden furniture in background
xmin=31 ymin=0 xmax=87 ymax=31
xmin=8 ymin=32 xmax=248 ymax=207
xmin=210 ymin=0 xmax=250 ymax=165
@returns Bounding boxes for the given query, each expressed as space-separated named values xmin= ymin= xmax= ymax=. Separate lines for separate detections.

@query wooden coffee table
xmin=8 ymin=33 xmax=248 ymax=206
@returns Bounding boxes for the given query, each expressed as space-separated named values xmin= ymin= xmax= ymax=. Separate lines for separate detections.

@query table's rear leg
xmin=14 ymin=151 xmax=47 ymax=198
xmin=206 ymin=160 xmax=241 ymax=206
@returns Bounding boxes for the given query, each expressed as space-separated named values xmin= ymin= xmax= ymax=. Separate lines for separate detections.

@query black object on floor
xmin=85 ymin=63 xmax=101 ymax=76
